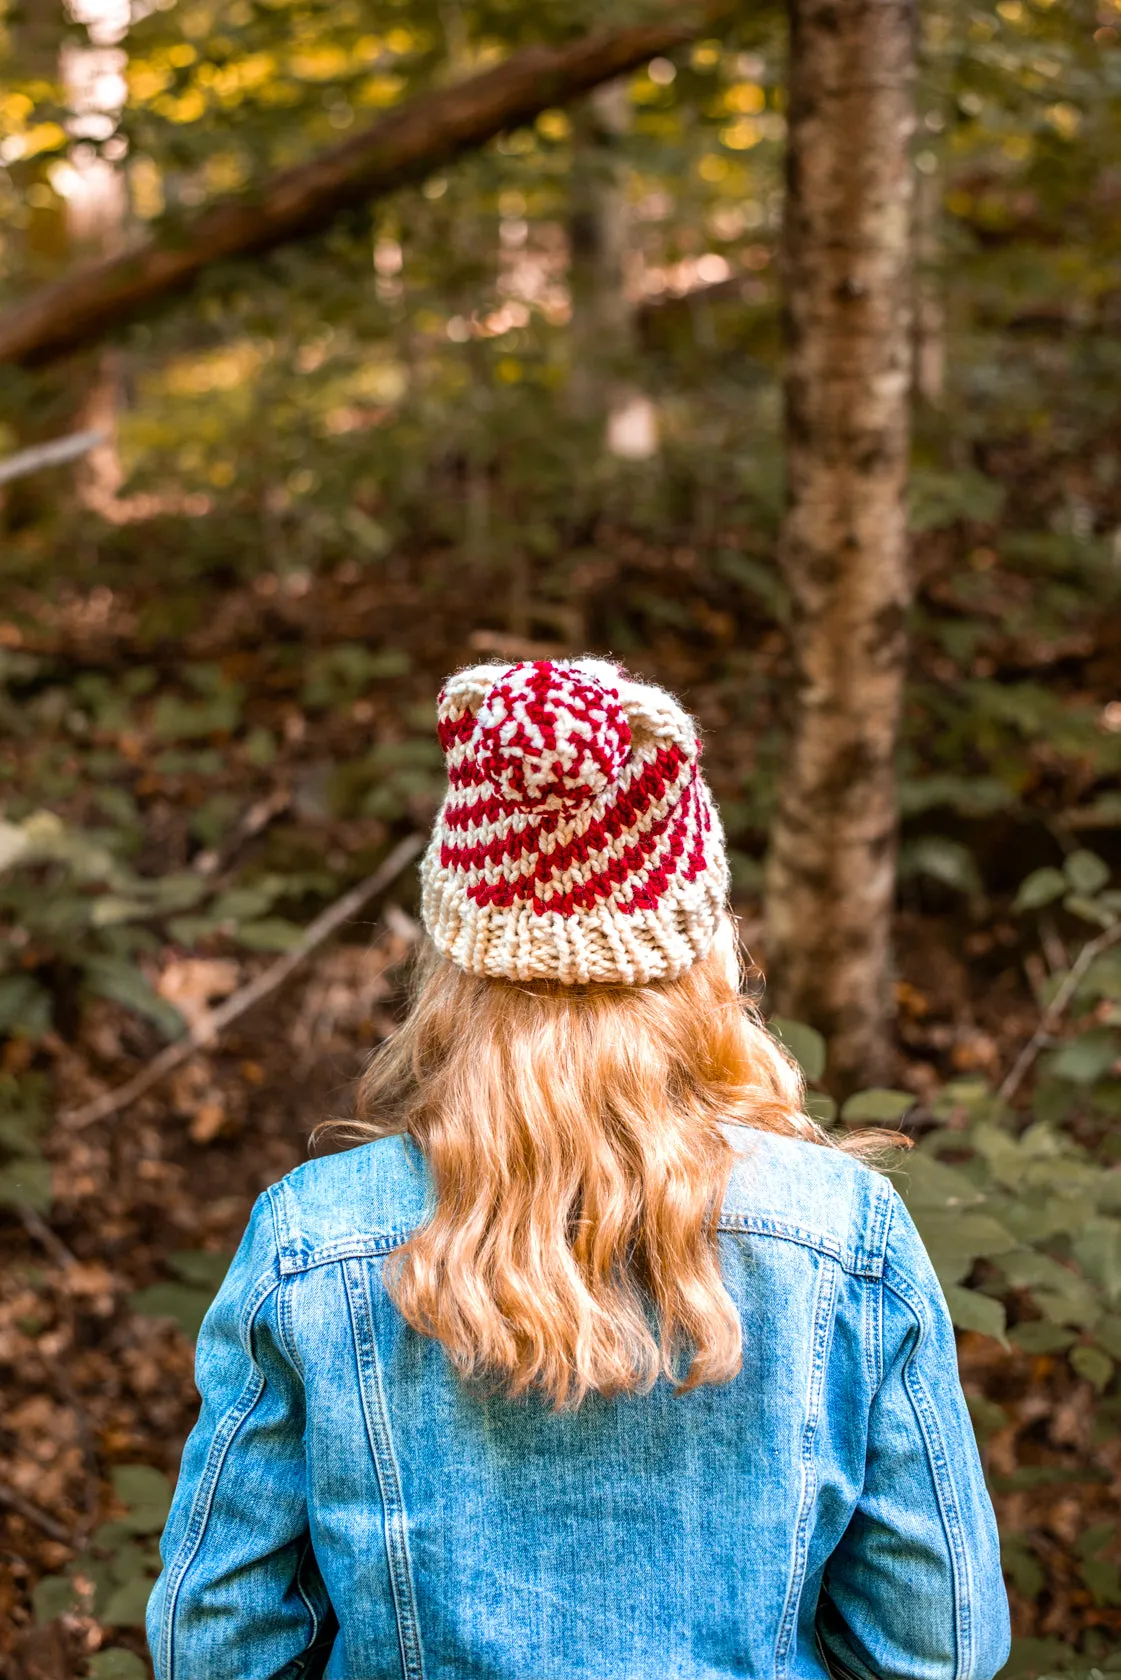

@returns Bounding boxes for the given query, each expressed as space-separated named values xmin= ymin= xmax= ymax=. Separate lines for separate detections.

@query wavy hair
xmin=334 ymin=931 xmax=894 ymax=1409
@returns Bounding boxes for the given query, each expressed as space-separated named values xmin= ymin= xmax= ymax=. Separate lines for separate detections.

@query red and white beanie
xmin=420 ymin=658 xmax=728 ymax=984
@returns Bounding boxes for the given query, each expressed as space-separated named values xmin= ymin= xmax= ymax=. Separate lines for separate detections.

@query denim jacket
xmin=148 ymin=1128 xmax=1010 ymax=1680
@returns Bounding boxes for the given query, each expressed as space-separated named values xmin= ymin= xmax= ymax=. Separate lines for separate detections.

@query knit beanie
xmin=420 ymin=657 xmax=728 ymax=985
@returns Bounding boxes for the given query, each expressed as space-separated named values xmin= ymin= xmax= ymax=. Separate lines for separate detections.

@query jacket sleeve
xmin=146 ymin=1191 xmax=336 ymax=1680
xmin=818 ymin=1189 xmax=1010 ymax=1680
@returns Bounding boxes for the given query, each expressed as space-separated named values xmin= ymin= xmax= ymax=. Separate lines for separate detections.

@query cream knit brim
xmin=420 ymin=813 xmax=729 ymax=985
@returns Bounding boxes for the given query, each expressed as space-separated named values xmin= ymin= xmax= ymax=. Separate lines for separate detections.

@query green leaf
xmin=32 ymin=1573 xmax=78 ymax=1625
xmin=993 ymin=1466 xmax=1110 ymax=1491
xmin=243 ymin=726 xmax=277 ymax=767
xmin=767 ymin=1017 xmax=826 ymax=1082
xmin=804 ymin=1091 xmax=836 ymax=1125
xmin=101 ymin=1573 xmax=157 ymax=1627
xmin=909 ymin=466 xmax=1005 ymax=532
xmin=897 ymin=774 xmax=1013 ymax=819
xmin=1065 ymin=849 xmax=1110 ymax=895
xmin=0 ymin=1156 xmax=52 ymax=1211
xmin=1009 ymin=1321 xmax=1077 ymax=1354
xmin=1071 ymin=1344 xmax=1114 ymax=1393
xmin=1075 ymin=1520 xmax=1116 ymax=1560
xmin=110 ymin=1465 xmax=171 ymax=1534
xmin=130 ymin=1281 xmax=214 ymax=1340
xmin=1081 ymin=1556 xmax=1121 ymax=1608
xmin=894 ymin=1152 xmax=985 ymax=1210
xmin=998 ymin=1251 xmax=1101 ymax=1325
xmin=1001 ymin=1636 xmax=1086 ymax=1676
xmin=1093 ymin=1314 xmax=1121 ymax=1360
xmin=0 ymin=974 xmax=51 ymax=1038
xmin=917 ymin=1211 xmax=1019 ymax=1265
xmin=88 ymin=1651 xmax=149 ymax=1680
xmin=1012 ymin=867 xmax=1067 ymax=913
xmin=1081 ymin=953 xmax=1121 ymax=1001
xmin=151 ymin=687 xmax=243 ymax=740
xmin=942 ymin=1284 xmax=1006 ymax=1341
xmin=166 ymin=1250 xmax=232 ymax=1289
xmin=928 ymin=1078 xmax=992 ymax=1121
xmin=840 ymin=1088 xmax=915 ymax=1123
xmin=88 ymin=896 xmax=154 ymax=928
xmin=898 ymin=836 xmax=983 ymax=896
xmin=234 ymin=916 xmax=304 ymax=952
xmin=966 ymin=1392 xmax=1009 ymax=1441
xmin=83 ymin=957 xmax=186 ymax=1041
xmin=1050 ymin=1029 xmax=1119 ymax=1085
xmin=1064 ymin=893 xmax=1117 ymax=929
xmin=1001 ymin=1535 xmax=1046 ymax=1599
xmin=1073 ymin=1219 xmax=1121 ymax=1304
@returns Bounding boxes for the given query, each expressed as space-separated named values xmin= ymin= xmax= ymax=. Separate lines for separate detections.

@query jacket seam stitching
xmin=157 ymin=1271 xmax=278 ymax=1680
xmin=276 ymin=1272 xmax=306 ymax=1380
xmin=278 ymin=1229 xmax=415 ymax=1273
xmin=775 ymin=1254 xmax=839 ymax=1674
xmin=343 ymin=1258 xmax=426 ymax=1680
xmin=884 ymin=1264 xmax=973 ymax=1680
xmin=872 ymin=1191 xmax=900 ymax=1390
xmin=292 ymin=1534 xmax=324 ymax=1668
xmin=273 ymin=1207 xmax=888 ymax=1278
xmin=266 ymin=1181 xmax=290 ymax=1259
xmin=718 ymin=1215 xmax=883 ymax=1277
xmin=868 ymin=1177 xmax=894 ymax=1270
xmin=863 ymin=1273 xmax=880 ymax=1394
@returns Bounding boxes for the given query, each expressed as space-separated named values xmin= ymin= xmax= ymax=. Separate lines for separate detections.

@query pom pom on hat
xmin=472 ymin=660 xmax=632 ymax=808
xmin=421 ymin=657 xmax=728 ymax=985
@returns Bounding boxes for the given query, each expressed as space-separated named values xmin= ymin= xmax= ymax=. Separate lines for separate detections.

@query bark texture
xmin=567 ymin=80 xmax=634 ymax=423
xmin=764 ymin=0 xmax=916 ymax=1092
xmin=0 ymin=6 xmax=731 ymax=368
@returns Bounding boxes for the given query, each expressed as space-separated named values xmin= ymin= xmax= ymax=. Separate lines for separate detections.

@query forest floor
xmin=0 ymin=513 xmax=1118 ymax=1677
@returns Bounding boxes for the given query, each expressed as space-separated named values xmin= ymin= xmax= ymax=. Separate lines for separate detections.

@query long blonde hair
xmin=339 ymin=934 xmax=886 ymax=1409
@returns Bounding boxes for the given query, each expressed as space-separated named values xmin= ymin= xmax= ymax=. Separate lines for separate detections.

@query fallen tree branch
xmin=18 ymin=1204 xmax=80 ymax=1271
xmin=998 ymin=920 xmax=1121 ymax=1106
xmin=63 ymin=831 xmax=425 ymax=1130
xmin=192 ymin=786 xmax=291 ymax=879
xmin=0 ymin=429 xmax=106 ymax=485
xmin=0 ymin=3 xmax=732 ymax=368
xmin=0 ymin=1482 xmax=74 ymax=1546
xmin=17 ymin=1209 xmax=102 ymax=1533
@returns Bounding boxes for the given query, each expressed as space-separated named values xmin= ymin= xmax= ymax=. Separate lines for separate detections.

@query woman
xmin=148 ymin=658 xmax=1009 ymax=1680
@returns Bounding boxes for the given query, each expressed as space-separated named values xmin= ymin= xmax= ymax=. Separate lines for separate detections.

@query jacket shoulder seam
xmin=275 ymin=1227 xmax=417 ymax=1274
xmin=717 ymin=1213 xmax=883 ymax=1278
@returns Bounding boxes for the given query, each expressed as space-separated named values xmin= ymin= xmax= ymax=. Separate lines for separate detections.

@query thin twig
xmin=192 ymin=786 xmax=291 ymax=879
xmin=1038 ymin=913 xmax=1069 ymax=977
xmin=62 ymin=832 xmax=425 ymax=1130
xmin=17 ymin=1217 xmax=101 ymax=1534
xmin=998 ymin=921 xmax=1121 ymax=1106
xmin=0 ymin=1482 xmax=73 ymax=1545
xmin=18 ymin=1205 xmax=79 ymax=1271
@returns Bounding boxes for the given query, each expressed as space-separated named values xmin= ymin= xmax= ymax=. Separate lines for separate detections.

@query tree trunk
xmin=1 ymin=0 xmax=75 ymax=533
xmin=764 ymin=0 xmax=916 ymax=1094
xmin=568 ymin=80 xmax=634 ymax=423
xmin=63 ymin=0 xmax=132 ymax=509
xmin=0 ymin=3 xmax=733 ymax=368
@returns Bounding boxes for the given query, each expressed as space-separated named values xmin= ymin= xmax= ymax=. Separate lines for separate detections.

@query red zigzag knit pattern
xmin=420 ymin=658 xmax=728 ymax=985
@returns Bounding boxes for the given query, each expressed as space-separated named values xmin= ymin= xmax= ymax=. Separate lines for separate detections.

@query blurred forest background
xmin=1 ymin=0 xmax=1121 ymax=1674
